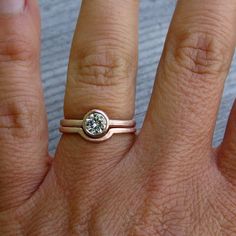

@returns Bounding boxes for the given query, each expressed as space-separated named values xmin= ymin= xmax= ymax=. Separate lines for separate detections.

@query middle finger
xmin=141 ymin=0 xmax=236 ymax=155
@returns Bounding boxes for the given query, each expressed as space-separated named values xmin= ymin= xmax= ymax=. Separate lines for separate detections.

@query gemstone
xmin=83 ymin=111 xmax=108 ymax=137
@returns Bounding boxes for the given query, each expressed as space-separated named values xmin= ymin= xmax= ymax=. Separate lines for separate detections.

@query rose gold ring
xmin=60 ymin=109 xmax=136 ymax=142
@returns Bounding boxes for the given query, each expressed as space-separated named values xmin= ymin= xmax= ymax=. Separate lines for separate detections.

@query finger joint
xmin=70 ymin=48 xmax=137 ymax=87
xmin=166 ymin=31 xmax=231 ymax=81
xmin=0 ymin=97 xmax=44 ymax=140
xmin=0 ymin=34 xmax=38 ymax=67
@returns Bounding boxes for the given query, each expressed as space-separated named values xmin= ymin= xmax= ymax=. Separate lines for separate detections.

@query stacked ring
xmin=60 ymin=109 xmax=136 ymax=142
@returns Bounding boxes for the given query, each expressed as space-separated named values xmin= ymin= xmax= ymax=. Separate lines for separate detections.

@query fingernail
xmin=0 ymin=0 xmax=25 ymax=14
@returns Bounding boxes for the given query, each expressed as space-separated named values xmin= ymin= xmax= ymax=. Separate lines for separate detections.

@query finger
xmin=218 ymin=100 xmax=236 ymax=182
xmin=141 ymin=0 xmax=236 ymax=154
xmin=55 ymin=0 xmax=139 ymax=174
xmin=0 ymin=0 xmax=50 ymax=211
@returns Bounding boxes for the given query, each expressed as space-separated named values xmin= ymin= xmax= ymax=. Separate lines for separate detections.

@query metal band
xmin=60 ymin=127 xmax=136 ymax=142
xmin=60 ymin=119 xmax=135 ymax=128
xmin=60 ymin=109 xmax=136 ymax=142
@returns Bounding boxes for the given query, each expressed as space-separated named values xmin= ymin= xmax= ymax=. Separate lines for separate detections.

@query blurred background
xmin=39 ymin=0 xmax=236 ymax=153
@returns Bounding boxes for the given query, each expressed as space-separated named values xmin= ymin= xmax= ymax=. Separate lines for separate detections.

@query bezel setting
xmin=60 ymin=109 xmax=136 ymax=142
xmin=82 ymin=109 xmax=109 ymax=138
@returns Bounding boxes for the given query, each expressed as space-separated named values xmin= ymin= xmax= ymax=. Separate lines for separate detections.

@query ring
xmin=60 ymin=109 xmax=136 ymax=142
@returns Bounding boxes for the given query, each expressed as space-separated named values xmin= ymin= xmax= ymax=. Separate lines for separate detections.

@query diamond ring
xmin=60 ymin=109 xmax=136 ymax=142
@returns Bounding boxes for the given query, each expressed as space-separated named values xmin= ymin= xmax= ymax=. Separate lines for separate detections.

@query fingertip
xmin=0 ymin=0 xmax=25 ymax=14
xmin=0 ymin=0 xmax=40 ymax=31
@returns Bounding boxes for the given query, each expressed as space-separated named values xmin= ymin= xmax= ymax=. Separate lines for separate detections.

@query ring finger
xmin=54 ymin=0 xmax=139 ymax=176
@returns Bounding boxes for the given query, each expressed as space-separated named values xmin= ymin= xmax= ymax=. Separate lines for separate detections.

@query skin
xmin=0 ymin=0 xmax=236 ymax=235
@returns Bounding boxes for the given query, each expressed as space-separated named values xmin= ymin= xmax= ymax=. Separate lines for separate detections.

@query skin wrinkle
xmin=2 ymin=0 xmax=236 ymax=235
xmin=14 ymin=169 xmax=68 ymax=235
xmin=137 ymin=166 xmax=217 ymax=235
xmin=213 ymin=195 xmax=236 ymax=235
xmin=0 ymin=104 xmax=43 ymax=140
xmin=0 ymin=37 xmax=38 ymax=64
xmin=140 ymin=1 xmax=236 ymax=145
xmin=142 ymin=34 xmax=229 ymax=148
xmin=171 ymin=33 xmax=231 ymax=80
xmin=71 ymin=40 xmax=137 ymax=87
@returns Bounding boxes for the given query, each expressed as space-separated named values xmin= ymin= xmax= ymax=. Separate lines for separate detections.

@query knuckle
xmin=71 ymin=48 xmax=136 ymax=87
xmin=0 ymin=34 xmax=38 ymax=66
xmin=0 ymin=97 xmax=43 ymax=140
xmin=166 ymin=31 xmax=230 ymax=80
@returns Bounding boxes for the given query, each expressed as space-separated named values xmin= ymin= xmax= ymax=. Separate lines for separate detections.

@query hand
xmin=1 ymin=0 xmax=236 ymax=235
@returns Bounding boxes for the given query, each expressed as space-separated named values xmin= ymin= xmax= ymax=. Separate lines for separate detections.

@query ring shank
xmin=60 ymin=127 xmax=136 ymax=142
xmin=61 ymin=119 xmax=135 ymax=128
xmin=60 ymin=110 xmax=136 ymax=142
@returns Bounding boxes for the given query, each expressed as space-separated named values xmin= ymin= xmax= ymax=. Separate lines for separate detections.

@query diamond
xmin=83 ymin=111 xmax=108 ymax=137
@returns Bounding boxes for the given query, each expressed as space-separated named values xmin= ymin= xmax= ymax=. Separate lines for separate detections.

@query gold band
xmin=60 ymin=109 xmax=136 ymax=142
xmin=60 ymin=119 xmax=135 ymax=128
xmin=60 ymin=127 xmax=136 ymax=142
